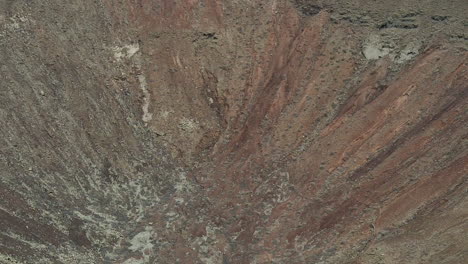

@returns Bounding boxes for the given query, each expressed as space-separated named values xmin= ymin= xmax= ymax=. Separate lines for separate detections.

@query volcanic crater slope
xmin=1 ymin=0 xmax=467 ymax=263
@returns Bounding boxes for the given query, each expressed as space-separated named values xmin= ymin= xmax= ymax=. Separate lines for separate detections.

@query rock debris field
xmin=0 ymin=0 xmax=467 ymax=263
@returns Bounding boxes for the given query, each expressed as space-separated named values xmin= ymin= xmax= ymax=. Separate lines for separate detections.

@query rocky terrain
xmin=0 ymin=0 xmax=467 ymax=263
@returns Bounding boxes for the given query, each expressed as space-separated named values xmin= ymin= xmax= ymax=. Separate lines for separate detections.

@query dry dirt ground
xmin=0 ymin=0 xmax=467 ymax=263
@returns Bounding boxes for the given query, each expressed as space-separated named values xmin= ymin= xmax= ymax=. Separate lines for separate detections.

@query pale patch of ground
xmin=363 ymin=34 xmax=420 ymax=63
xmin=111 ymin=43 xmax=153 ymax=123
xmin=122 ymin=227 xmax=155 ymax=264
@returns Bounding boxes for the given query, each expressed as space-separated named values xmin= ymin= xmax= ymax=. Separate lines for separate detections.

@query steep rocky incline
xmin=0 ymin=0 xmax=467 ymax=263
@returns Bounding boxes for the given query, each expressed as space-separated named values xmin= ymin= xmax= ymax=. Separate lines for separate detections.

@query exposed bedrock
xmin=0 ymin=0 xmax=467 ymax=263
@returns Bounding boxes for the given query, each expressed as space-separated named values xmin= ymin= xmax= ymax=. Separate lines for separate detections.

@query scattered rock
xmin=293 ymin=0 xmax=322 ymax=16
xmin=431 ymin=15 xmax=449 ymax=21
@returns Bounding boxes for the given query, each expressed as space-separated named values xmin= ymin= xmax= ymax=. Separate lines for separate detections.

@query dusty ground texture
xmin=0 ymin=0 xmax=467 ymax=263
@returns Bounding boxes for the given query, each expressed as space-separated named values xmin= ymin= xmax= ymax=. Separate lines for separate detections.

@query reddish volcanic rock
xmin=0 ymin=0 xmax=467 ymax=263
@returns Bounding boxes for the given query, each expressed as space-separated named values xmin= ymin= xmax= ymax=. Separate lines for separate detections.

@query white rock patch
xmin=362 ymin=35 xmax=392 ymax=60
xmin=128 ymin=227 xmax=154 ymax=252
xmin=122 ymin=227 xmax=155 ymax=264
xmin=111 ymin=43 xmax=153 ymax=123
xmin=362 ymin=34 xmax=420 ymax=63
xmin=138 ymin=74 xmax=153 ymax=123
xmin=112 ymin=44 xmax=140 ymax=61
